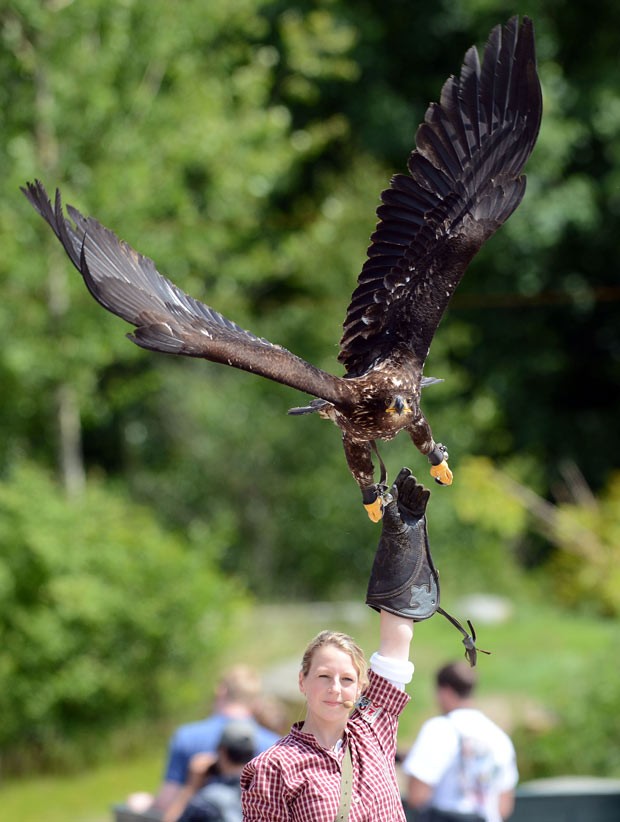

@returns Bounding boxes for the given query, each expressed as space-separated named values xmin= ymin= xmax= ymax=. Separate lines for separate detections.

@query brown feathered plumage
xmin=23 ymin=16 xmax=542 ymax=521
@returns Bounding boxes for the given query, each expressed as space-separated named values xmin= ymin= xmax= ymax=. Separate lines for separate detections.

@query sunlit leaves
xmin=0 ymin=460 xmax=245 ymax=763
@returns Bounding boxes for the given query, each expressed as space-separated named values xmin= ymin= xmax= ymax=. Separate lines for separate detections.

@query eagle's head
xmin=385 ymin=395 xmax=413 ymax=417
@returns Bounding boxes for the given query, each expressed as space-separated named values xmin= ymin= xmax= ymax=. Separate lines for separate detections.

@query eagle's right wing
xmin=339 ymin=16 xmax=542 ymax=377
xmin=23 ymin=181 xmax=354 ymax=408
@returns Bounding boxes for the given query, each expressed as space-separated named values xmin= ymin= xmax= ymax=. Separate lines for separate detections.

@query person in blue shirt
xmin=126 ymin=664 xmax=280 ymax=817
xmin=176 ymin=719 xmax=257 ymax=822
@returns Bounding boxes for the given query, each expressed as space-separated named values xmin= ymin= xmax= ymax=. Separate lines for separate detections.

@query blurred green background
xmin=1 ymin=0 xmax=619 ymax=818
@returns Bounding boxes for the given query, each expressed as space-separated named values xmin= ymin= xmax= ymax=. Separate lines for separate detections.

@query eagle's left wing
xmin=339 ymin=16 xmax=542 ymax=377
xmin=22 ymin=181 xmax=355 ymax=408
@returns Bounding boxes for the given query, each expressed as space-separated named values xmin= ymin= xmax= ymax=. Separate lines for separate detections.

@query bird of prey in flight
xmin=23 ymin=15 xmax=542 ymax=521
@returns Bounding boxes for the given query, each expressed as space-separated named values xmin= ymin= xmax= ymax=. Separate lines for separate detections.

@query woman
xmin=241 ymin=469 xmax=434 ymax=821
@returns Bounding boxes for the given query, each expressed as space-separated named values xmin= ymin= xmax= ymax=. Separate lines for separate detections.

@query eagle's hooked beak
xmin=386 ymin=396 xmax=411 ymax=416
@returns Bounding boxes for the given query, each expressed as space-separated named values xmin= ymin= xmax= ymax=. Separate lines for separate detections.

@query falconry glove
xmin=366 ymin=467 xmax=491 ymax=666
xmin=366 ymin=468 xmax=439 ymax=620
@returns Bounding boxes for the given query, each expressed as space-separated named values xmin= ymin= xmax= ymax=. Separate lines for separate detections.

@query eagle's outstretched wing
xmin=339 ymin=16 xmax=542 ymax=377
xmin=22 ymin=181 xmax=355 ymax=408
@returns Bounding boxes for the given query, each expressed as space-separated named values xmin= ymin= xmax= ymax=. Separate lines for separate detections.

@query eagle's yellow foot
xmin=364 ymin=497 xmax=385 ymax=522
xmin=430 ymin=460 xmax=453 ymax=486
xmin=362 ymin=486 xmax=393 ymax=522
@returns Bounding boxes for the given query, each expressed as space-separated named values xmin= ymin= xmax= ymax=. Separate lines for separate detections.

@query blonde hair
xmin=300 ymin=630 xmax=368 ymax=690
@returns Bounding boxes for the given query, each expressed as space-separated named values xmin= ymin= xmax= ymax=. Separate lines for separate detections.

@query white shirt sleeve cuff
xmin=370 ymin=651 xmax=414 ymax=687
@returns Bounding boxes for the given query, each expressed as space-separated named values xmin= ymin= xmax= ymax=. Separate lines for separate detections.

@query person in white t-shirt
xmin=402 ymin=661 xmax=517 ymax=822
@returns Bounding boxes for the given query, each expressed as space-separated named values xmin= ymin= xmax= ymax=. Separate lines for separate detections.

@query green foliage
xmin=451 ymin=458 xmax=620 ymax=617
xmin=544 ymin=472 xmax=620 ymax=617
xmin=453 ymin=457 xmax=529 ymax=539
xmin=0 ymin=460 xmax=245 ymax=773
xmin=513 ymin=640 xmax=620 ymax=779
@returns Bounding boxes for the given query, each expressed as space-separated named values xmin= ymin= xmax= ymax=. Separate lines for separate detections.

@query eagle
xmin=23 ymin=16 xmax=542 ymax=522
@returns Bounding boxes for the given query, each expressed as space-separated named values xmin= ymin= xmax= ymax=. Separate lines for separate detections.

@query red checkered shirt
xmin=241 ymin=670 xmax=410 ymax=821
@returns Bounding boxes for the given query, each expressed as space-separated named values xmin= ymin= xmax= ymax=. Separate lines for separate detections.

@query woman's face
xmin=299 ymin=643 xmax=360 ymax=724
